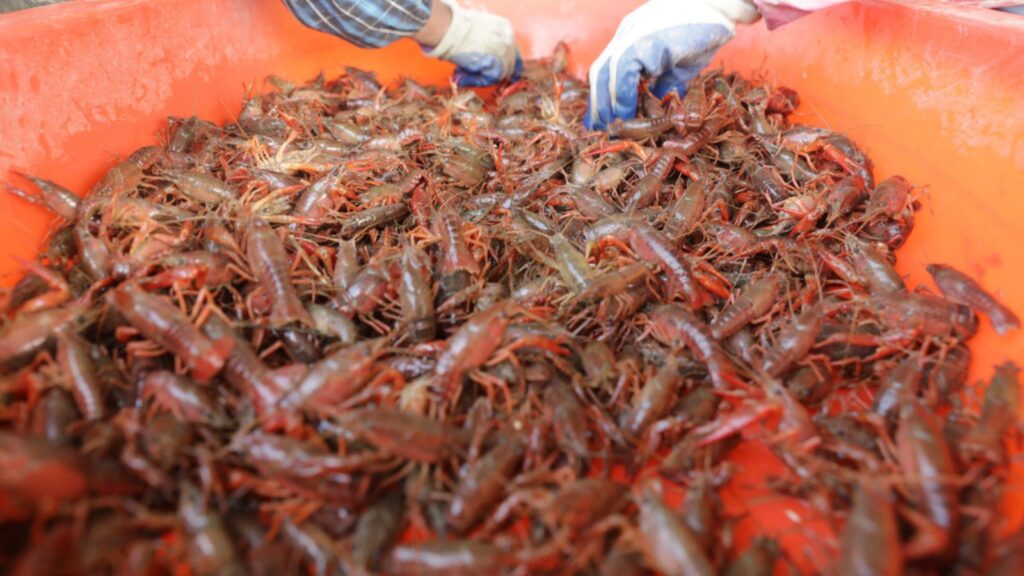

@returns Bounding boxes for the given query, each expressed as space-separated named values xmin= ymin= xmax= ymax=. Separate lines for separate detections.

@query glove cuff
xmin=424 ymin=0 xmax=470 ymax=59
xmin=704 ymin=0 xmax=762 ymax=24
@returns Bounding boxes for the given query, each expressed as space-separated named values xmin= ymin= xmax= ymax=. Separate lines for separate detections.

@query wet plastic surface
xmin=1 ymin=0 xmax=1023 ymax=570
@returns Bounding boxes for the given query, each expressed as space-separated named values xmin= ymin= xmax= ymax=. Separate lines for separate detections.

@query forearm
xmin=282 ymin=0 xmax=432 ymax=48
xmin=413 ymin=0 xmax=451 ymax=48
xmin=751 ymin=0 xmax=847 ymax=28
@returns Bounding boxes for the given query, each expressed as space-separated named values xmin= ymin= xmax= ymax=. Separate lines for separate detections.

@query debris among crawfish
xmin=1 ymin=50 xmax=1020 ymax=575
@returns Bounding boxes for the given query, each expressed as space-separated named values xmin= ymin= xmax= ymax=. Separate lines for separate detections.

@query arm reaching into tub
xmin=283 ymin=0 xmax=520 ymax=87
xmin=586 ymin=0 xmax=846 ymax=130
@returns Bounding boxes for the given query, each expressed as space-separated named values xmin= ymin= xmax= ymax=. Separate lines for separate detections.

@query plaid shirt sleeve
xmin=283 ymin=0 xmax=432 ymax=48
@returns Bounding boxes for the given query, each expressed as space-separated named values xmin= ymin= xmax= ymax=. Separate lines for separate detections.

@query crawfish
xmin=143 ymin=250 xmax=236 ymax=289
xmin=710 ymin=273 xmax=783 ymax=339
xmin=332 ymin=239 xmax=360 ymax=294
xmin=961 ymin=362 xmax=1020 ymax=462
xmin=846 ymin=235 xmax=905 ymax=295
xmin=624 ymin=150 xmax=677 ymax=210
xmin=340 ymin=203 xmax=409 ymax=236
xmin=544 ymin=379 xmax=591 ymax=462
xmin=447 ymin=434 xmax=526 ymax=533
xmin=106 ymin=284 xmax=231 ymax=381
xmin=607 ymin=113 xmax=675 ymax=140
xmin=897 ymin=400 xmax=960 ymax=559
xmin=387 ymin=539 xmax=555 ymax=576
xmin=398 ymin=245 xmax=437 ymax=342
xmin=29 ymin=387 xmax=79 ymax=446
xmin=341 ymin=408 xmax=467 ymax=463
xmin=545 ymin=480 xmax=627 ymax=536
xmin=309 ymin=304 xmax=359 ymax=344
xmin=4 ymin=172 xmax=80 ymax=220
xmin=663 ymin=116 xmax=726 ymax=158
xmin=246 ymin=218 xmax=313 ymax=327
xmin=826 ymin=175 xmax=868 ymax=223
xmin=278 ymin=340 xmax=381 ymax=411
xmin=165 ymin=169 xmax=237 ymax=204
xmin=0 ymin=307 xmax=79 ymax=371
xmin=351 ymin=494 xmax=405 ymax=572
xmin=179 ymin=482 xmax=247 ymax=576
xmin=874 ymin=356 xmax=921 ymax=422
xmin=837 ymin=482 xmax=902 ymax=576
xmin=292 ymin=166 xmax=343 ymax=225
xmin=201 ymin=314 xmax=282 ymax=419
xmin=576 ymin=262 xmax=651 ymax=303
xmin=665 ymin=179 xmax=706 ymax=238
xmin=868 ymin=292 xmax=977 ymax=339
xmin=140 ymin=371 xmax=230 ymax=428
xmin=435 ymin=303 xmax=510 ymax=398
xmin=620 ymin=357 xmax=685 ymax=439
xmin=235 ymin=431 xmax=379 ymax=480
xmin=638 ymin=480 xmax=715 ymax=576
xmin=927 ymin=263 xmax=1020 ymax=335
xmin=433 ymin=208 xmax=481 ymax=298
xmin=761 ymin=303 xmax=826 ymax=377
xmin=0 ymin=432 xmax=88 ymax=503
xmin=681 ymin=83 xmax=710 ymax=129
xmin=56 ymin=331 xmax=106 ymax=421
xmin=628 ymin=221 xmax=711 ymax=308
xmin=649 ymin=304 xmax=741 ymax=390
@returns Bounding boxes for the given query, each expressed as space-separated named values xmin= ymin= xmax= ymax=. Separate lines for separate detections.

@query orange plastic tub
xmin=1 ymin=0 xmax=1022 ymax=570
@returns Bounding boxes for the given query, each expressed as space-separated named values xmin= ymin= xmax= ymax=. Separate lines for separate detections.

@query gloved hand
xmin=587 ymin=0 xmax=761 ymax=130
xmin=425 ymin=0 xmax=522 ymax=87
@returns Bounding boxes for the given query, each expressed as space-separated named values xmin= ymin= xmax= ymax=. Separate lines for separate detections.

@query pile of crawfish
xmin=1 ymin=48 xmax=1022 ymax=575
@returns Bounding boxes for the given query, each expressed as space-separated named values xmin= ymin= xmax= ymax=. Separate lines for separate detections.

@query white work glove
xmin=426 ymin=0 xmax=522 ymax=87
xmin=587 ymin=0 xmax=761 ymax=130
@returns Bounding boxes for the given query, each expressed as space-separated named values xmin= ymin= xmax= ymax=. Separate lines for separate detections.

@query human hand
xmin=425 ymin=0 xmax=522 ymax=87
xmin=587 ymin=0 xmax=760 ymax=130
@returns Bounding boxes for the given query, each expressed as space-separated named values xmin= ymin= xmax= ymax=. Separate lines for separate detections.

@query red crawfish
xmin=351 ymin=494 xmax=405 ymax=573
xmin=927 ymin=263 xmax=1020 ymax=335
xmin=4 ymin=172 xmax=80 ymax=220
xmin=0 ymin=432 xmax=88 ymax=503
xmin=105 ymin=284 xmax=232 ymax=382
xmin=201 ymin=314 xmax=283 ymax=419
xmin=434 ymin=303 xmax=510 ymax=399
xmin=846 ymin=235 xmax=905 ymax=295
xmin=245 ymin=218 xmax=313 ymax=328
xmin=164 ymin=169 xmax=237 ymax=205
xmin=234 ymin=431 xmax=384 ymax=481
xmin=277 ymin=340 xmax=382 ymax=412
xmin=649 ymin=303 xmax=742 ymax=390
xmin=548 ymin=478 xmax=628 ymax=534
xmin=387 ymin=539 xmax=556 ymax=576
xmin=398 ymin=244 xmax=437 ymax=343
xmin=56 ymin=331 xmax=106 ymax=421
xmin=838 ymin=482 xmax=901 ymax=576
xmin=710 ymin=273 xmax=784 ymax=340
xmin=140 ymin=371 xmax=231 ymax=428
xmin=960 ymin=362 xmax=1021 ymax=462
xmin=447 ymin=434 xmax=526 ymax=533
xmin=620 ymin=357 xmax=685 ymax=439
xmin=0 ymin=307 xmax=78 ymax=370
xmin=868 ymin=293 xmax=978 ymax=340
xmin=340 ymin=408 xmax=468 ymax=463
xmin=543 ymin=380 xmax=591 ymax=463
xmin=897 ymin=400 xmax=960 ymax=559
xmin=638 ymin=480 xmax=715 ymax=576
xmin=761 ymin=303 xmax=826 ymax=377
xmin=433 ymin=208 xmax=481 ymax=299
xmin=179 ymin=482 xmax=246 ymax=576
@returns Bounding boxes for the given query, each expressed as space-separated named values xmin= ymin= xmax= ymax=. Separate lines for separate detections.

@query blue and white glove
xmin=426 ymin=0 xmax=522 ymax=87
xmin=587 ymin=0 xmax=761 ymax=130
